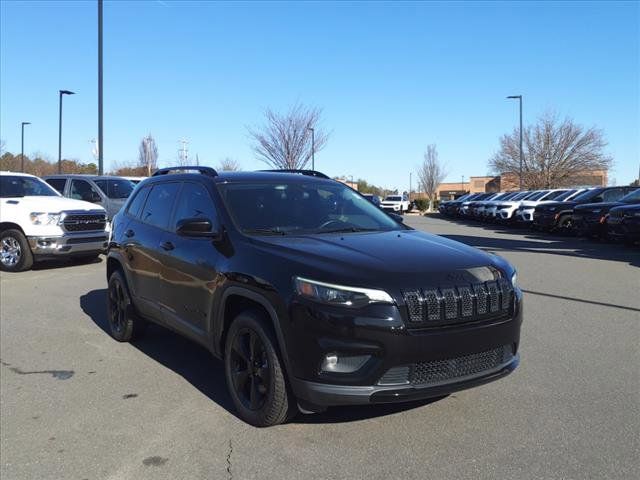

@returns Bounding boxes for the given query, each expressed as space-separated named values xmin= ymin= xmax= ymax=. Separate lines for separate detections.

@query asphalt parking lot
xmin=1 ymin=214 xmax=638 ymax=480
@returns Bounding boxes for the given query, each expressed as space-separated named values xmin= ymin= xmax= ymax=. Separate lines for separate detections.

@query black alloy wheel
xmin=229 ymin=327 xmax=270 ymax=411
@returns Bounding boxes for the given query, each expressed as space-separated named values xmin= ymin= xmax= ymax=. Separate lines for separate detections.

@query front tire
xmin=107 ymin=270 xmax=145 ymax=342
xmin=224 ymin=310 xmax=294 ymax=427
xmin=0 ymin=229 xmax=33 ymax=272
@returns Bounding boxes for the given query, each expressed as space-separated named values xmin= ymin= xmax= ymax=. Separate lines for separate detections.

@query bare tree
xmin=218 ymin=157 xmax=241 ymax=171
xmin=138 ymin=134 xmax=158 ymax=176
xmin=489 ymin=112 xmax=612 ymax=189
xmin=248 ymin=103 xmax=328 ymax=170
xmin=417 ymin=144 xmax=447 ymax=211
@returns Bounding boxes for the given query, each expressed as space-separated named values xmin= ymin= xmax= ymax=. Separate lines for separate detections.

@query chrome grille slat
xmin=424 ymin=289 xmax=441 ymax=321
xmin=402 ymin=279 xmax=514 ymax=328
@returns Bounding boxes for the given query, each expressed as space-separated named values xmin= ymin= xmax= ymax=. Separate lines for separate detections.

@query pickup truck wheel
xmin=224 ymin=310 xmax=294 ymax=427
xmin=107 ymin=270 xmax=145 ymax=342
xmin=0 ymin=229 xmax=33 ymax=272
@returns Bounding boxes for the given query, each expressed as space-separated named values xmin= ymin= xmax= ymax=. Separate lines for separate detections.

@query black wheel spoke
xmin=249 ymin=376 xmax=259 ymax=410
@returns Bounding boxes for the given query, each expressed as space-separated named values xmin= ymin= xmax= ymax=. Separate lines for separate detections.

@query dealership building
xmin=411 ymin=170 xmax=608 ymax=201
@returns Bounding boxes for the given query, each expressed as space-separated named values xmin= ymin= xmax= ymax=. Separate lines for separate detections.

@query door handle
xmin=160 ymin=241 xmax=175 ymax=251
xmin=125 ymin=229 xmax=135 ymax=238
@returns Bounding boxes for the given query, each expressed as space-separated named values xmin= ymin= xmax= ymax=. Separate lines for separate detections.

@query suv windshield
xmin=0 ymin=176 xmax=59 ymax=198
xmin=384 ymin=196 xmax=402 ymax=201
xmin=544 ymin=190 xmax=570 ymax=201
xmin=94 ymin=179 xmax=135 ymax=199
xmin=218 ymin=181 xmax=401 ymax=235
xmin=571 ymin=188 xmax=602 ymax=202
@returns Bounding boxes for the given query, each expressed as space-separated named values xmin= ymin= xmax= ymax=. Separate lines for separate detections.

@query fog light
xmin=320 ymin=354 xmax=370 ymax=373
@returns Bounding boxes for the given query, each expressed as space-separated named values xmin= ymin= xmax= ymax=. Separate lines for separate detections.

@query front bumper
xmin=533 ymin=211 xmax=558 ymax=229
xmin=516 ymin=209 xmax=534 ymax=223
xmin=287 ymin=290 xmax=523 ymax=407
xmin=382 ymin=205 xmax=402 ymax=212
xmin=607 ymin=216 xmax=640 ymax=241
xmin=28 ymin=232 xmax=108 ymax=256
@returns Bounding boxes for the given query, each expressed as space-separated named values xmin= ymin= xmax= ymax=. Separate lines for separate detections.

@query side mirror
xmin=176 ymin=217 xmax=220 ymax=238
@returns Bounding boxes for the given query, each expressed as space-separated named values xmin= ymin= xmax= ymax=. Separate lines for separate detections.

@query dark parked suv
xmin=533 ymin=186 xmax=638 ymax=233
xmin=106 ymin=167 xmax=522 ymax=426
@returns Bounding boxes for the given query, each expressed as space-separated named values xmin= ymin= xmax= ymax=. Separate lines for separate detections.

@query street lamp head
xmin=60 ymin=90 xmax=75 ymax=95
xmin=22 ymin=122 xmax=31 ymax=126
xmin=506 ymin=95 xmax=522 ymax=99
xmin=307 ymin=126 xmax=314 ymax=132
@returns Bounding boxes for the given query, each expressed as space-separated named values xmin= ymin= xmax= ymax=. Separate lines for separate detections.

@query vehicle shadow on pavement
xmin=80 ymin=289 xmax=446 ymax=425
xmin=32 ymin=255 xmax=103 ymax=271
xmin=441 ymin=228 xmax=640 ymax=268
xmin=80 ymin=289 xmax=237 ymax=416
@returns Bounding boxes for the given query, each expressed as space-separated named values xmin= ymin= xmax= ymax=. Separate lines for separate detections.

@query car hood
xmin=250 ymin=229 xmax=507 ymax=284
xmin=2 ymin=195 xmax=105 ymax=213
xmin=574 ymin=201 xmax=622 ymax=212
xmin=536 ymin=201 xmax=576 ymax=210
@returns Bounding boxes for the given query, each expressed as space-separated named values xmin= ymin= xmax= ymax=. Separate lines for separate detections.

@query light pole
xmin=58 ymin=89 xmax=75 ymax=173
xmin=461 ymin=175 xmax=465 ymax=193
xmin=409 ymin=172 xmax=412 ymax=201
xmin=21 ymin=122 xmax=31 ymax=172
xmin=507 ymin=95 xmax=523 ymax=190
xmin=98 ymin=0 xmax=104 ymax=175
xmin=308 ymin=127 xmax=315 ymax=170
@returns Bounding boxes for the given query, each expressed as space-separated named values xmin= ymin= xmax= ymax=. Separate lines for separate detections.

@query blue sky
xmin=1 ymin=0 xmax=638 ymax=190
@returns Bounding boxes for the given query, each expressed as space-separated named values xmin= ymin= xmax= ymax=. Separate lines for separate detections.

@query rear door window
xmin=45 ymin=178 xmax=67 ymax=194
xmin=140 ymin=183 xmax=180 ymax=230
xmin=126 ymin=185 xmax=151 ymax=218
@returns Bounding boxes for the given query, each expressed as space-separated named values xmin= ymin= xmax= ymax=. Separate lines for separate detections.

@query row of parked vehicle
xmin=438 ymin=185 xmax=640 ymax=244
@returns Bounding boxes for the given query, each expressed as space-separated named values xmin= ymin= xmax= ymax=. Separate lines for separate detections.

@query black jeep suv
xmin=106 ymin=167 xmax=522 ymax=426
xmin=533 ymin=186 xmax=637 ymax=233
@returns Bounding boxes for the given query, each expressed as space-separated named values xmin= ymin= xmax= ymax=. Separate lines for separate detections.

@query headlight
xmin=294 ymin=277 xmax=394 ymax=307
xmin=30 ymin=212 xmax=62 ymax=225
xmin=511 ymin=271 xmax=518 ymax=288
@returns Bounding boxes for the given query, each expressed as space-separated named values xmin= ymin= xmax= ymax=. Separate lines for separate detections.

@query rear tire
xmin=224 ymin=310 xmax=295 ymax=427
xmin=0 ymin=229 xmax=33 ymax=272
xmin=107 ymin=270 xmax=145 ymax=342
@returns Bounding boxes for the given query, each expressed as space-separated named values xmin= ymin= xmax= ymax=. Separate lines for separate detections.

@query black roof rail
xmin=152 ymin=166 xmax=218 ymax=177
xmin=259 ymin=169 xmax=330 ymax=179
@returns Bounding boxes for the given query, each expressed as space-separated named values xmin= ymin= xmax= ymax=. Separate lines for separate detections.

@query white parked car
xmin=493 ymin=191 xmax=539 ymax=222
xmin=515 ymin=189 xmax=587 ymax=224
xmin=0 ymin=172 xmax=108 ymax=272
xmin=380 ymin=194 xmax=410 ymax=214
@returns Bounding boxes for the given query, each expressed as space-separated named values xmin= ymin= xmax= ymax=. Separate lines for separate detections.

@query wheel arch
xmin=217 ymin=287 xmax=292 ymax=378
xmin=0 ymin=222 xmax=26 ymax=235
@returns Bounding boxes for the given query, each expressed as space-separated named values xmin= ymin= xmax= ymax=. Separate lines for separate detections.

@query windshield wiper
xmin=317 ymin=227 xmax=378 ymax=234
xmin=243 ymin=227 xmax=287 ymax=236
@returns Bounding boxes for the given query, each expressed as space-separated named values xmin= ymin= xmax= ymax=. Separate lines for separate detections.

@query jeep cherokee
xmin=106 ymin=167 xmax=522 ymax=426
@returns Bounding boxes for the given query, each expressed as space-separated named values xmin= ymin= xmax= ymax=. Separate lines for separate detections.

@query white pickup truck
xmin=0 ymin=172 xmax=109 ymax=272
xmin=380 ymin=194 xmax=410 ymax=214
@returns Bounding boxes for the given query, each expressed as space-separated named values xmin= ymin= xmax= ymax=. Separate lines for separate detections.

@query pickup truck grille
xmin=402 ymin=278 xmax=513 ymax=328
xmin=62 ymin=213 xmax=107 ymax=232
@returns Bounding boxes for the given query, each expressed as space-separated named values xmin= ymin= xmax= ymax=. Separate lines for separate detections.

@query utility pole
xmin=178 ymin=139 xmax=189 ymax=165
xmin=98 ymin=0 xmax=104 ymax=175
xmin=21 ymin=122 xmax=31 ymax=172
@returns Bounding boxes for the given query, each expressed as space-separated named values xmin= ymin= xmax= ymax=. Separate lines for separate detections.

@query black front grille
xmin=410 ymin=345 xmax=513 ymax=386
xmin=402 ymin=278 xmax=513 ymax=328
xmin=62 ymin=213 xmax=107 ymax=232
